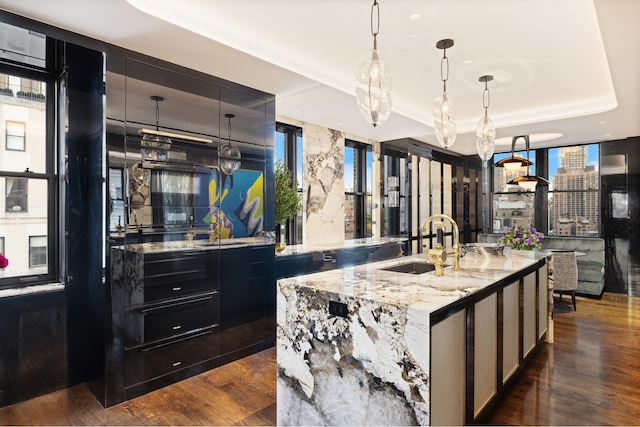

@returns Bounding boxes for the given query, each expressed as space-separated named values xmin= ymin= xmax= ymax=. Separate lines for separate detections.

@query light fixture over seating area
xmin=500 ymin=135 xmax=550 ymax=190
xmin=494 ymin=135 xmax=534 ymax=171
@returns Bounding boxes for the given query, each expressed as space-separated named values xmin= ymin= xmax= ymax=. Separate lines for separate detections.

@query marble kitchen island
xmin=277 ymin=251 xmax=548 ymax=426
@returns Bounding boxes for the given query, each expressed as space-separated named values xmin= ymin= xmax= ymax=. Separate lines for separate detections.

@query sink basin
xmin=380 ymin=261 xmax=436 ymax=274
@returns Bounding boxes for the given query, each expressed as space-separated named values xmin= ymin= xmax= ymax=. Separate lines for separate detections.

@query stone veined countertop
xmin=275 ymin=237 xmax=407 ymax=256
xmin=111 ymin=237 xmax=267 ymax=254
xmin=277 ymin=251 xmax=541 ymax=314
xmin=276 ymin=251 xmax=544 ymax=426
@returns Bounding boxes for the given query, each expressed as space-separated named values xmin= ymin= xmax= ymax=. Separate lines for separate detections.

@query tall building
xmin=551 ymin=147 xmax=599 ymax=236
xmin=560 ymin=145 xmax=588 ymax=170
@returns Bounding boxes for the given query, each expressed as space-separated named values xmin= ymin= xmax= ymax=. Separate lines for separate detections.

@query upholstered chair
xmin=550 ymin=251 xmax=578 ymax=311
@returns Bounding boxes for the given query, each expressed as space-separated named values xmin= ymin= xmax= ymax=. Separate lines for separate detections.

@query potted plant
xmin=275 ymin=160 xmax=302 ymax=252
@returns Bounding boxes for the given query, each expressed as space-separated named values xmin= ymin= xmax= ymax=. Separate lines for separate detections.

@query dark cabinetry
xmin=113 ymin=249 xmax=222 ymax=400
xmin=110 ymin=243 xmax=275 ymax=404
xmin=219 ymin=246 xmax=275 ymax=355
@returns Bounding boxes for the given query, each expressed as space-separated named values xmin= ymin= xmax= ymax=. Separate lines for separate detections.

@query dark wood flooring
xmin=1 ymin=292 xmax=639 ymax=425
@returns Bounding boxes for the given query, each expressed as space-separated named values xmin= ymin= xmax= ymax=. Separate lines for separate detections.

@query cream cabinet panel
xmin=523 ymin=272 xmax=537 ymax=358
xmin=474 ymin=293 xmax=497 ymax=417
xmin=502 ymin=281 xmax=519 ymax=383
xmin=431 ymin=309 xmax=466 ymax=426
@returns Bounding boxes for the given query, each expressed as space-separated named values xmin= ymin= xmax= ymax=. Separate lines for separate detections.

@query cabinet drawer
xmin=144 ymin=279 xmax=215 ymax=303
xmin=142 ymin=293 xmax=219 ymax=342
xmin=144 ymin=252 xmax=207 ymax=287
xmin=125 ymin=326 xmax=219 ymax=387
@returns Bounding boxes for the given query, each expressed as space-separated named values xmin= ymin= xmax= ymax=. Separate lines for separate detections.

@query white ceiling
xmin=1 ymin=0 xmax=638 ymax=155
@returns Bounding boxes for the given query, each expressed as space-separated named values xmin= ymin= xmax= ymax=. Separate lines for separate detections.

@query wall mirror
xmin=106 ymin=59 xmax=268 ymax=245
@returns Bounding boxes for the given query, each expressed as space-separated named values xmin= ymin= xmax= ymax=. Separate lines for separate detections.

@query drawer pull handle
xmin=172 ymin=325 xmax=182 ymax=330
xmin=139 ymin=328 xmax=216 ymax=352
xmin=140 ymin=294 xmax=215 ymax=314
xmin=172 ymin=287 xmax=182 ymax=291
xmin=172 ymin=361 xmax=182 ymax=367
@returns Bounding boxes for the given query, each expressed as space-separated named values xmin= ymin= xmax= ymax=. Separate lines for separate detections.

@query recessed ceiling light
xmin=604 ymin=133 xmax=611 ymax=137
xmin=409 ymin=13 xmax=421 ymax=22
xmin=464 ymin=59 xmax=473 ymax=65
xmin=599 ymin=121 xmax=607 ymax=124
xmin=495 ymin=133 xmax=563 ymax=145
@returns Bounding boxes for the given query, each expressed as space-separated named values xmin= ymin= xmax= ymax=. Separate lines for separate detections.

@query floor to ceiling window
xmin=491 ymin=143 xmax=600 ymax=237
xmin=344 ymin=140 xmax=372 ymax=239
xmin=275 ymin=122 xmax=303 ymax=244
xmin=548 ymin=144 xmax=600 ymax=236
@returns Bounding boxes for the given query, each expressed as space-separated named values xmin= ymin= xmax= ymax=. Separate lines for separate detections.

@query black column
xmin=64 ymin=42 xmax=106 ymax=392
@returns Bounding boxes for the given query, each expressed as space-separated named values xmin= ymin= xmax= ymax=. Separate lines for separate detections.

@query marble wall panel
xmin=304 ymin=124 xmax=345 ymax=244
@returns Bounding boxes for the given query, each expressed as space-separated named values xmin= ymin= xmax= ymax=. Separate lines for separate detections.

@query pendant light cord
xmin=370 ymin=0 xmax=380 ymax=49
xmin=440 ymin=48 xmax=449 ymax=92
xmin=483 ymin=80 xmax=490 ymax=117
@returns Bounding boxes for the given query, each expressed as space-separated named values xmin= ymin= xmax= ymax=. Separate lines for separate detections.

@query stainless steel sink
xmin=380 ymin=261 xmax=437 ymax=274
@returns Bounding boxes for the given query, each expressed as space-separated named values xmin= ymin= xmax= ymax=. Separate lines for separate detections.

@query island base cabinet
xmin=431 ymin=310 xmax=466 ymax=426
xmin=431 ymin=263 xmax=549 ymax=425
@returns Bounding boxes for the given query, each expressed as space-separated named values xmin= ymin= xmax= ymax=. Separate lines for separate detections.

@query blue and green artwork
xmin=195 ymin=168 xmax=264 ymax=238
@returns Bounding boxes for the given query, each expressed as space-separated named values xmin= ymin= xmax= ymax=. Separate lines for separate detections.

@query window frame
xmin=275 ymin=122 xmax=303 ymax=245
xmin=5 ymin=120 xmax=26 ymax=151
xmin=0 ymin=51 xmax=59 ymax=289
xmin=547 ymin=144 xmax=600 ymax=237
xmin=29 ymin=235 xmax=47 ymax=268
xmin=489 ymin=144 xmax=601 ymax=238
xmin=5 ymin=176 xmax=28 ymax=212
xmin=345 ymin=139 xmax=372 ymax=239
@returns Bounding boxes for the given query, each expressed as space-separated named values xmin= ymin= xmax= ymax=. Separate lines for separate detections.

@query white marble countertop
xmin=276 ymin=237 xmax=407 ymax=256
xmin=277 ymin=251 xmax=542 ymax=315
xmin=112 ymin=236 xmax=267 ymax=253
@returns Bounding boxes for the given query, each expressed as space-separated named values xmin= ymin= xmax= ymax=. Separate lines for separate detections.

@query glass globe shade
xmin=219 ymin=143 xmax=241 ymax=175
xmin=476 ymin=115 xmax=495 ymax=161
xmin=356 ymin=48 xmax=392 ymax=127
xmin=141 ymin=133 xmax=171 ymax=149
xmin=433 ymin=91 xmax=457 ymax=149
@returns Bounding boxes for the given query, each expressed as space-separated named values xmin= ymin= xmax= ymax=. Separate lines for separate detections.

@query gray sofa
xmin=477 ymin=234 xmax=605 ymax=297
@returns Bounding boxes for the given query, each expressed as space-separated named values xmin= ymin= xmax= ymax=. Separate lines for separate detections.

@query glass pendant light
xmin=219 ymin=113 xmax=241 ymax=175
xmin=141 ymin=95 xmax=172 ymax=149
xmin=476 ymin=75 xmax=495 ymax=161
xmin=356 ymin=0 xmax=392 ymax=127
xmin=433 ymin=39 xmax=456 ymax=149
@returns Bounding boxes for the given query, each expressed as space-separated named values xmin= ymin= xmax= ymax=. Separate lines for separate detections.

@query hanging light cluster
xmin=356 ymin=0 xmax=392 ymax=127
xmin=476 ymin=75 xmax=496 ymax=161
xmin=433 ymin=39 xmax=457 ymax=149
